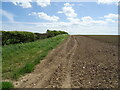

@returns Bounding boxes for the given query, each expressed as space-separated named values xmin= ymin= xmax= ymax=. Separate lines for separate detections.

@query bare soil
xmin=14 ymin=35 xmax=118 ymax=88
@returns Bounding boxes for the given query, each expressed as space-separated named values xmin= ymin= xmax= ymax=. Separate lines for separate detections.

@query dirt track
xmin=14 ymin=35 xmax=118 ymax=88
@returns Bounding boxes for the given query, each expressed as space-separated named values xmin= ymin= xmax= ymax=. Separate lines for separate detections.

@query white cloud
xmin=104 ymin=13 xmax=118 ymax=19
xmin=81 ymin=16 xmax=93 ymax=21
xmin=104 ymin=13 xmax=118 ymax=23
xmin=81 ymin=16 xmax=107 ymax=25
xmin=91 ymin=20 xmax=107 ymax=25
xmin=57 ymin=11 xmax=63 ymax=14
xmin=58 ymin=3 xmax=117 ymax=26
xmin=64 ymin=3 xmax=71 ymax=6
xmin=0 ymin=9 xmax=15 ymax=22
xmin=67 ymin=18 xmax=80 ymax=24
xmin=10 ymin=0 xmax=51 ymax=8
xmin=58 ymin=3 xmax=79 ymax=25
xmin=29 ymin=12 xmax=59 ymax=22
xmin=58 ymin=3 xmax=77 ymax=18
xmin=63 ymin=6 xmax=77 ymax=17
xmin=98 ymin=0 xmax=118 ymax=5
xmin=81 ymin=13 xmax=118 ymax=25
xmin=10 ymin=0 xmax=32 ymax=8
xmin=36 ymin=0 xmax=51 ymax=7
xmin=64 ymin=3 xmax=74 ymax=7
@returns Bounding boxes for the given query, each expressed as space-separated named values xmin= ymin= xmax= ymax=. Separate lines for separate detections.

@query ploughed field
xmin=14 ymin=35 xmax=119 ymax=88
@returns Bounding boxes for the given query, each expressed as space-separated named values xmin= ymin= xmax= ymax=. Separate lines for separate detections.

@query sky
xmin=0 ymin=0 xmax=119 ymax=35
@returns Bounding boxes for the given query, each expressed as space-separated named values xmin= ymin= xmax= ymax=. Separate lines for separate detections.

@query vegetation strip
xmin=1 ymin=30 xmax=68 ymax=45
xmin=2 ymin=34 xmax=68 ymax=80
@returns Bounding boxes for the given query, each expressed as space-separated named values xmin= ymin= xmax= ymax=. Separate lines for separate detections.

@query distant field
xmin=2 ymin=34 xmax=68 ymax=80
xmin=82 ymin=35 xmax=119 ymax=45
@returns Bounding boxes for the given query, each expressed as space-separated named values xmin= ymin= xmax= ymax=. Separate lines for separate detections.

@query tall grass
xmin=2 ymin=34 xmax=68 ymax=80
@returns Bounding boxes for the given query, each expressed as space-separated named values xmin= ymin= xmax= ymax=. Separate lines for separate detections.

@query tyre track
xmin=62 ymin=36 xmax=78 ymax=88
xmin=39 ymin=36 xmax=78 ymax=88
xmin=33 ymin=36 xmax=75 ymax=88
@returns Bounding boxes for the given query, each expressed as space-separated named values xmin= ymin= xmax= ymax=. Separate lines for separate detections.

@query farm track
xmin=14 ymin=35 xmax=118 ymax=88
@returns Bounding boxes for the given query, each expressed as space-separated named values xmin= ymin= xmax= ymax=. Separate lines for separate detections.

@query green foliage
xmin=1 ymin=31 xmax=37 ymax=45
xmin=46 ymin=30 xmax=68 ymax=38
xmin=2 ymin=82 xmax=14 ymax=90
xmin=2 ymin=34 xmax=69 ymax=80
xmin=1 ymin=30 xmax=68 ymax=45
xmin=34 ymin=33 xmax=47 ymax=39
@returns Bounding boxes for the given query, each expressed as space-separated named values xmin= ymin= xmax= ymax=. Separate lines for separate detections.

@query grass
xmin=1 ymin=81 xmax=14 ymax=90
xmin=2 ymin=34 xmax=68 ymax=80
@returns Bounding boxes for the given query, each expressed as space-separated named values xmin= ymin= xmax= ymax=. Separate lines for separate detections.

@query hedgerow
xmin=46 ymin=30 xmax=68 ymax=38
xmin=1 ymin=31 xmax=37 ymax=45
xmin=1 ymin=30 xmax=68 ymax=45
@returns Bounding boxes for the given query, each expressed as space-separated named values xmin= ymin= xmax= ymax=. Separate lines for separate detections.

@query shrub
xmin=46 ymin=30 xmax=68 ymax=38
xmin=1 ymin=31 xmax=37 ymax=45
xmin=34 ymin=33 xmax=47 ymax=39
xmin=1 ymin=30 xmax=68 ymax=45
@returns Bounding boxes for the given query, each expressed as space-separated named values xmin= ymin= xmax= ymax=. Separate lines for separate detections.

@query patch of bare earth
xmin=14 ymin=36 xmax=118 ymax=88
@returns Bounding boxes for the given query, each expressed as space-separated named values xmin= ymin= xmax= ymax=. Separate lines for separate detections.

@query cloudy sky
xmin=1 ymin=0 xmax=119 ymax=35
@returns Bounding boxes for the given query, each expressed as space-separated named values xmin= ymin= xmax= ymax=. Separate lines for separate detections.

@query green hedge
xmin=46 ymin=30 xmax=68 ymax=38
xmin=1 ymin=31 xmax=37 ymax=45
xmin=1 ymin=30 xmax=68 ymax=45
xmin=34 ymin=33 xmax=47 ymax=39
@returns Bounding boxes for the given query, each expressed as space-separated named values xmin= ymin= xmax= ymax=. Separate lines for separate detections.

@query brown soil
xmin=14 ymin=35 xmax=118 ymax=88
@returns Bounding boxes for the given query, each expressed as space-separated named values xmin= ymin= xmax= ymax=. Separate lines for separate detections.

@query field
xmin=85 ymin=35 xmax=119 ymax=45
xmin=2 ymin=34 xmax=68 ymax=80
xmin=14 ymin=35 xmax=118 ymax=88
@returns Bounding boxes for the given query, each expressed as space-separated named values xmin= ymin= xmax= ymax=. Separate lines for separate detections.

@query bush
xmin=34 ymin=33 xmax=47 ymax=39
xmin=2 ymin=81 xmax=14 ymax=90
xmin=2 ymin=31 xmax=37 ymax=45
xmin=46 ymin=30 xmax=68 ymax=38
xmin=1 ymin=30 xmax=68 ymax=45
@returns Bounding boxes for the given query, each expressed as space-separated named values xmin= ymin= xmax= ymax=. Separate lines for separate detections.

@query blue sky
xmin=1 ymin=0 xmax=119 ymax=35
